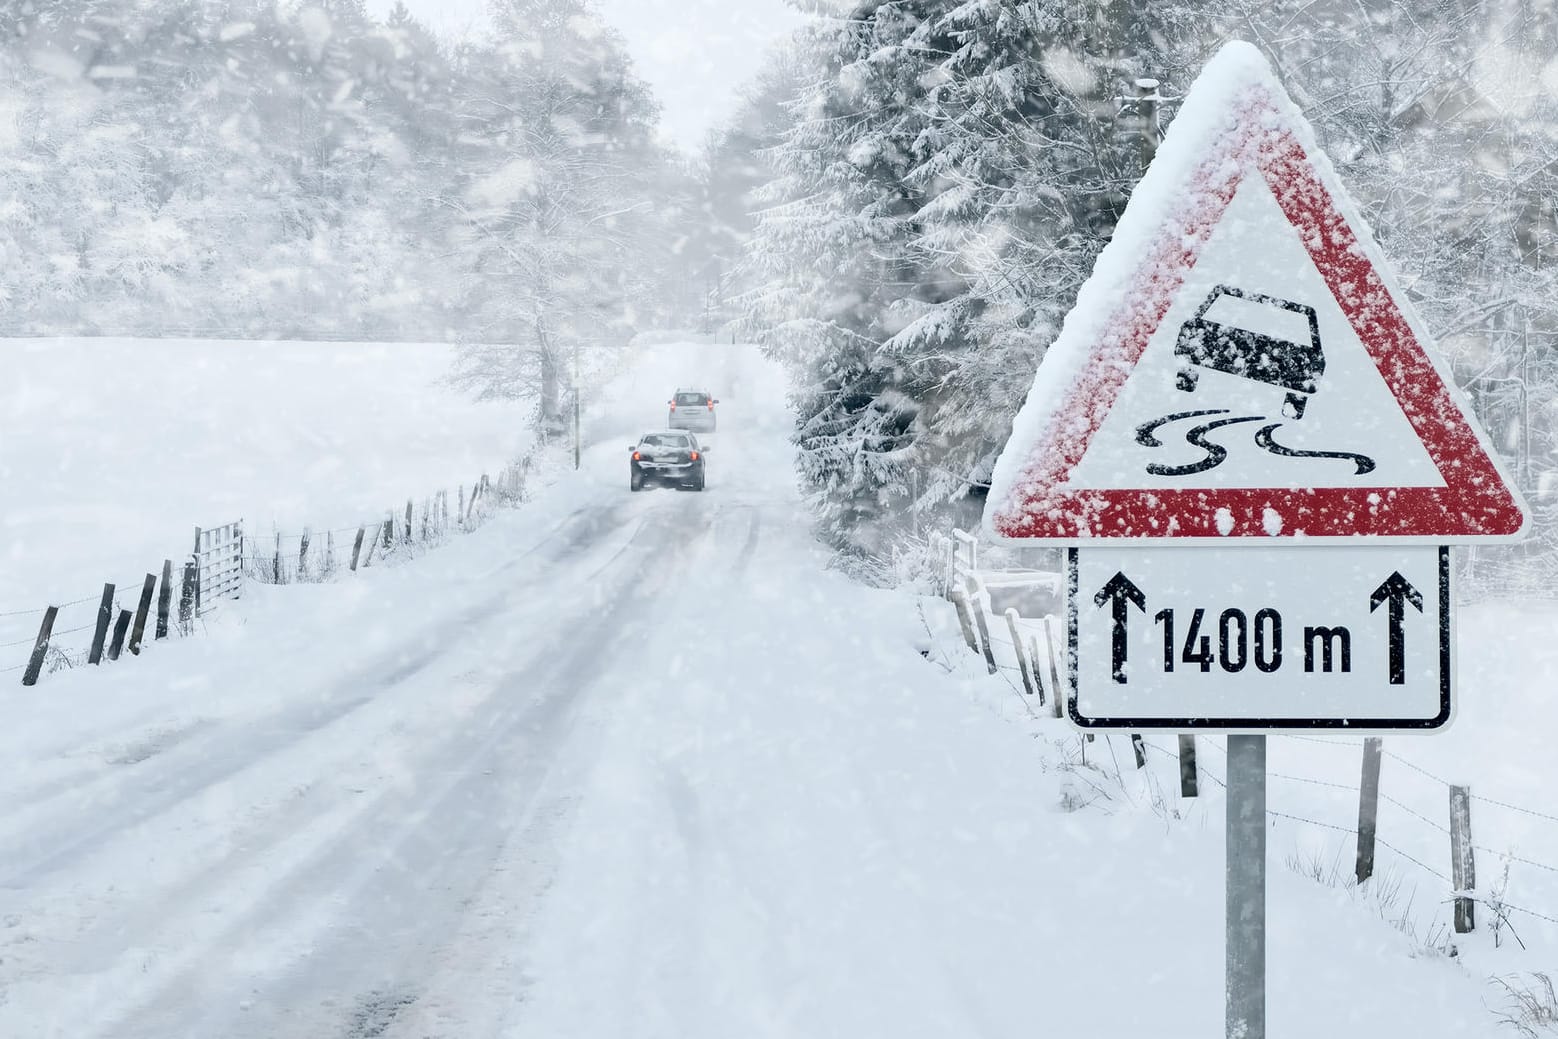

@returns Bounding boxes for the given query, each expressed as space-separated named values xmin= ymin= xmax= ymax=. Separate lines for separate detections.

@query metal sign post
xmin=1226 ymin=734 xmax=1266 ymax=1038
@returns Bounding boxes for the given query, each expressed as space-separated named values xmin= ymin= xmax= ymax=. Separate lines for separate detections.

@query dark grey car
xmin=630 ymin=431 xmax=707 ymax=491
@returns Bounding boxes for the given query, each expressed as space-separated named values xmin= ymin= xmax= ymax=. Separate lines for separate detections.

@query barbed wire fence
xmin=1 ymin=456 xmax=536 ymax=687
xmin=931 ymin=524 xmax=1558 ymax=953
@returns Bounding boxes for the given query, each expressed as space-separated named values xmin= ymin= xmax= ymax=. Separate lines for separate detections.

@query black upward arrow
xmin=1094 ymin=572 xmax=1147 ymax=685
xmin=1369 ymin=572 xmax=1424 ymax=686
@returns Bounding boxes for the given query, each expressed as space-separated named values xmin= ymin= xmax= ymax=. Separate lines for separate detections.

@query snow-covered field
xmin=0 ymin=339 xmax=528 ymax=613
xmin=0 ymin=338 xmax=1554 ymax=1036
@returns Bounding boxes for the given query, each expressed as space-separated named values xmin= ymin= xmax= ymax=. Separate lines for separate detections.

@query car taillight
xmin=707 ymin=401 xmax=713 ymax=409
xmin=632 ymin=451 xmax=640 ymax=460
xmin=668 ymin=401 xmax=676 ymax=410
xmin=690 ymin=451 xmax=699 ymax=460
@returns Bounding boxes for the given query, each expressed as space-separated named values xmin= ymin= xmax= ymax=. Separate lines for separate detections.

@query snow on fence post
xmin=421 ymin=499 xmax=431 ymax=542
xmin=179 ymin=562 xmax=197 ymax=634
xmin=299 ymin=529 xmax=311 ymax=579
xmin=1042 ymin=617 xmax=1065 ymax=719
xmin=272 ymin=532 xmax=282 ymax=584
xmin=1003 ymin=608 xmax=1037 ymax=697
xmin=457 ymin=486 xmax=466 ymax=529
xmin=1355 ymin=737 xmax=1383 ymax=884
xmin=963 ymin=576 xmax=998 ymax=675
xmin=1178 ymin=736 xmax=1199 ymax=797
xmin=156 ymin=560 xmax=173 ymax=639
xmin=405 ymin=500 xmax=414 ymax=545
xmin=362 ymin=524 xmax=381 ymax=568
xmin=108 ymin=609 xmax=132 ymax=661
xmin=325 ymin=531 xmax=335 ymax=575
xmin=949 ymin=588 xmax=980 ymax=655
xmin=381 ymin=512 xmax=394 ymax=556
xmin=945 ymin=538 xmax=956 ymax=599
xmin=952 ymin=527 xmax=977 ymax=580
xmin=1131 ymin=734 xmax=1147 ymax=769
xmin=350 ymin=526 xmax=366 ymax=571
xmin=128 ymin=573 xmax=157 ymax=655
xmin=466 ymin=480 xmax=482 ymax=525
xmin=89 ymin=584 xmax=115 ymax=664
xmin=21 ymin=606 xmax=58 ymax=686
xmin=1450 ymin=785 xmax=1476 ymax=933
xmin=1028 ymin=636 xmax=1050 ymax=706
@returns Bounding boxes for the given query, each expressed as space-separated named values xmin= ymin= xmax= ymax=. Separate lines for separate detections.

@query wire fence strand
xmin=1376 ymin=835 xmax=1452 ymax=883
xmin=1384 ymin=750 xmax=1453 ymax=788
xmin=1473 ymin=794 xmax=1558 ymax=828
xmin=1269 ymin=809 xmax=1357 ymax=836
xmin=1379 ymin=791 xmax=1452 ymax=835
xmin=1271 ymin=771 xmax=1356 ymax=793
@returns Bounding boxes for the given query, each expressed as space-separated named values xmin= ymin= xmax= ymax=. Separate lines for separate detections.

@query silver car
xmin=667 ymin=389 xmax=717 ymax=432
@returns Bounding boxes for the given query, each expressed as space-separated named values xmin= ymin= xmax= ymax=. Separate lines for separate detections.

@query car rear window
xmin=641 ymin=434 xmax=689 ymax=448
xmin=675 ymin=392 xmax=708 ymax=406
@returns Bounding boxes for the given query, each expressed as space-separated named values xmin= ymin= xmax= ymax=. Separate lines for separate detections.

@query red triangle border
xmin=992 ymin=90 xmax=1524 ymax=542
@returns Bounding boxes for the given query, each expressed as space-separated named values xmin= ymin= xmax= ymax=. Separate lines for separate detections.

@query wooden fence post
xmin=325 ymin=530 xmax=335 ymax=573
xmin=1004 ymin=608 xmax=1037 ymax=697
xmin=421 ymin=498 xmax=431 ymax=542
xmin=1028 ymin=635 xmax=1049 ymax=705
xmin=156 ymin=560 xmax=173 ymax=639
xmin=943 ymin=537 xmax=956 ymax=600
xmin=89 ymin=584 xmax=115 ymax=664
xmin=179 ymin=562 xmax=197 ymax=634
xmin=350 ymin=526 xmax=366 ymax=571
xmin=1042 ymin=616 xmax=1065 ymax=720
xmin=1131 ymin=734 xmax=1147 ymax=769
xmin=1355 ymin=737 xmax=1383 ymax=884
xmin=272 ymin=532 xmax=282 ymax=584
xmin=108 ymin=609 xmax=132 ymax=661
xmin=363 ymin=525 xmax=381 ymax=567
xmin=1178 ymin=735 xmax=1198 ymax=797
xmin=128 ymin=574 xmax=157 ymax=655
xmin=21 ymin=606 xmax=58 ymax=686
xmin=299 ymin=528 xmax=311 ymax=579
xmin=1450 ymin=784 xmax=1476 ymax=933
xmin=964 ymin=577 xmax=997 ymax=675
xmin=405 ymin=500 xmax=414 ymax=544
xmin=457 ymin=485 xmax=466 ymax=529
xmin=950 ymin=589 xmax=979 ymax=654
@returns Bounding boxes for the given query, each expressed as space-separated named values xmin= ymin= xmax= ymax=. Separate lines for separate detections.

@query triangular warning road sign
xmin=985 ymin=42 xmax=1528 ymax=545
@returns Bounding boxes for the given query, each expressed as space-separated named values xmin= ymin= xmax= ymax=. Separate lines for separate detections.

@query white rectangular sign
xmin=1069 ymin=546 xmax=1451 ymax=731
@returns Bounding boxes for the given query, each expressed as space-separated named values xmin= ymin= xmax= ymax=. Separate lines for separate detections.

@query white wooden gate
xmin=194 ymin=520 xmax=244 ymax=611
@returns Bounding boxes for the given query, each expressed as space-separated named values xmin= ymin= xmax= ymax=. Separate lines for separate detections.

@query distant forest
xmin=0 ymin=0 xmax=713 ymax=347
xmin=5 ymin=1 xmax=1557 ymax=581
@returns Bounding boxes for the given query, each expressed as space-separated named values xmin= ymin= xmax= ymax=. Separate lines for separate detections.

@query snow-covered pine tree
xmin=890 ymin=0 xmax=1228 ymax=522
xmin=1241 ymin=0 xmax=1558 ymax=590
xmin=742 ymin=0 xmax=1229 ymax=552
xmin=742 ymin=3 xmax=950 ymax=556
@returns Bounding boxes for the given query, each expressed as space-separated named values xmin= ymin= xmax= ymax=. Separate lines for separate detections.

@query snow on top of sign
xmin=988 ymin=43 xmax=1323 ymax=520
xmin=983 ymin=40 xmax=1525 ymax=543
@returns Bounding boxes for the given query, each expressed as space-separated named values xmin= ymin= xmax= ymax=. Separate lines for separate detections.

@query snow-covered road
xmin=0 ymin=344 xmax=793 ymax=1036
xmin=0 ymin=343 xmax=1522 ymax=1037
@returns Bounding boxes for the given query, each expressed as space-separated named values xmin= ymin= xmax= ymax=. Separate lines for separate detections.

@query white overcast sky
xmin=364 ymin=0 xmax=807 ymax=154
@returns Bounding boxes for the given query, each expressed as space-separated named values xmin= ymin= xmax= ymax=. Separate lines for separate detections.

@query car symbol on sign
xmin=1174 ymin=285 xmax=1324 ymax=419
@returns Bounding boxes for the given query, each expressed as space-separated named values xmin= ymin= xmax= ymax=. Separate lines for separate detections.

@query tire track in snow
xmin=73 ymin=505 xmax=713 ymax=1039
xmin=0 ymin=503 xmax=637 ymax=888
